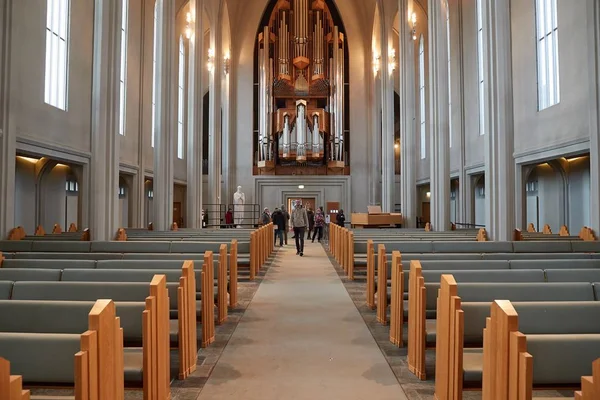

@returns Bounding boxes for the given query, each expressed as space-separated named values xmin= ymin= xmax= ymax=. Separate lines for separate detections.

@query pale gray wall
xmin=14 ymin=159 xmax=36 ymax=234
xmin=11 ymin=1 xmax=94 ymax=153
xmin=568 ymin=157 xmax=591 ymax=231
xmin=511 ymin=0 xmax=591 ymax=157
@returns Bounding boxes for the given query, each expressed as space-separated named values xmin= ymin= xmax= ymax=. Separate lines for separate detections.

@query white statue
xmin=233 ymin=186 xmax=246 ymax=228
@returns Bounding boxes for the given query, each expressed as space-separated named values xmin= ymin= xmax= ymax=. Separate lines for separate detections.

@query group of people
xmin=260 ymin=203 xmax=346 ymax=257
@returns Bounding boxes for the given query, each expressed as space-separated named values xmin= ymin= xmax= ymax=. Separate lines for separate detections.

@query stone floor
xmin=196 ymin=242 xmax=408 ymax=399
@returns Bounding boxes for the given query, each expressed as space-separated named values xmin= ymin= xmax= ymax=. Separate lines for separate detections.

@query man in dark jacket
xmin=306 ymin=207 xmax=315 ymax=240
xmin=336 ymin=209 xmax=346 ymax=228
xmin=271 ymin=208 xmax=285 ymax=246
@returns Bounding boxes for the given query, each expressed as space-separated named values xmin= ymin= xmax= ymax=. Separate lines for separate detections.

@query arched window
xmin=536 ymin=0 xmax=560 ymax=110
xmin=177 ymin=36 xmax=185 ymax=160
xmin=419 ymin=35 xmax=426 ymax=160
xmin=151 ymin=4 xmax=157 ymax=148
xmin=44 ymin=0 xmax=70 ymax=110
xmin=476 ymin=0 xmax=485 ymax=135
xmin=446 ymin=1 xmax=452 ymax=147
xmin=119 ymin=0 xmax=129 ymax=135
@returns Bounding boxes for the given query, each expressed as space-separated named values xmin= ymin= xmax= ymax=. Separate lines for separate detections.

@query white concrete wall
xmin=14 ymin=159 xmax=36 ymax=234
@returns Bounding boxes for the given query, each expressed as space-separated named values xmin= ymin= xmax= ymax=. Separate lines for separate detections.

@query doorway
xmin=173 ymin=202 xmax=182 ymax=228
xmin=287 ymin=197 xmax=316 ymax=212
xmin=421 ymin=202 xmax=430 ymax=225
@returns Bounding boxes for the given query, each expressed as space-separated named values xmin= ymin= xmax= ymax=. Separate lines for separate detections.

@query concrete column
xmin=381 ymin=29 xmax=395 ymax=213
xmin=399 ymin=0 xmax=417 ymax=227
xmin=153 ymin=0 xmax=176 ymax=231
xmin=221 ymin=60 xmax=231 ymax=208
xmin=454 ymin=0 xmax=468 ymax=224
xmin=370 ymin=69 xmax=382 ymax=207
xmin=89 ymin=0 xmax=122 ymax=240
xmin=186 ymin=0 xmax=204 ymax=229
xmin=483 ymin=0 xmax=515 ymax=241
xmin=428 ymin=0 xmax=450 ymax=231
xmin=588 ymin=0 xmax=600 ymax=233
xmin=208 ymin=23 xmax=223 ymax=209
xmin=0 ymin=0 xmax=16 ymax=237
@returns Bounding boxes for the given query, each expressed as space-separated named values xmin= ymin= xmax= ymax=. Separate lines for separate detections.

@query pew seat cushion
xmin=0 ymin=268 xmax=61 ymax=281
xmin=2 ymin=259 xmax=96 ymax=269
xmin=462 ymin=348 xmax=483 ymax=384
xmin=30 ymin=241 xmax=91 ymax=253
xmin=0 ymin=332 xmax=80 ymax=383
xmin=527 ymin=334 xmax=600 ymax=385
xmin=123 ymin=348 xmax=144 ymax=383
xmin=0 ymin=300 xmax=92 ymax=333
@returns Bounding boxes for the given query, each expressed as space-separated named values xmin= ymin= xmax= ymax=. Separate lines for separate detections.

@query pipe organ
xmin=256 ymin=0 xmax=347 ymax=174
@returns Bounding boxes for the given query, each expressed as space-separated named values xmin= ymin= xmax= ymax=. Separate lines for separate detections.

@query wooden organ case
xmin=255 ymin=0 xmax=347 ymax=175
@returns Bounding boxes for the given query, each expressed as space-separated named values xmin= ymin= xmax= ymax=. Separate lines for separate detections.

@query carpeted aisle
xmin=197 ymin=242 xmax=408 ymax=400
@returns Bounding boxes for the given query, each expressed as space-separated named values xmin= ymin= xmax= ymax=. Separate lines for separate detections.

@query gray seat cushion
xmin=0 ymin=332 xmax=80 ymax=383
xmin=123 ymin=348 xmax=144 ymax=383
xmin=0 ymin=268 xmax=61 ymax=281
xmin=61 ymin=268 xmax=182 ymax=283
xmin=484 ymin=253 xmax=591 ymax=260
xmin=2 ymin=259 xmax=96 ymax=269
xmin=0 ymin=300 xmax=94 ymax=333
xmin=462 ymin=348 xmax=483 ymax=384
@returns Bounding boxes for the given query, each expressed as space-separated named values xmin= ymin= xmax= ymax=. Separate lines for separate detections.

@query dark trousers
xmin=274 ymin=229 xmax=284 ymax=246
xmin=307 ymin=227 xmax=313 ymax=240
xmin=312 ymin=226 xmax=323 ymax=242
xmin=294 ymin=227 xmax=305 ymax=253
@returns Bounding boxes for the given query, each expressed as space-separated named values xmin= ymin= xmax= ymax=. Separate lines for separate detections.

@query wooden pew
xmin=389 ymin=251 xmax=403 ymax=346
xmin=229 ymin=240 xmax=238 ymax=308
xmin=575 ymin=359 xmax=600 ymax=400
xmin=217 ymin=244 xmax=228 ymax=325
xmin=202 ymin=252 xmax=216 ymax=347
xmin=0 ymin=358 xmax=30 ymax=400
xmin=365 ymin=240 xmax=376 ymax=310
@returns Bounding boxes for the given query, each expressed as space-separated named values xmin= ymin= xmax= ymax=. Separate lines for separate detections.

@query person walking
xmin=312 ymin=207 xmax=325 ymax=243
xmin=306 ymin=207 xmax=315 ymax=240
xmin=336 ymin=209 xmax=346 ymax=228
xmin=281 ymin=205 xmax=290 ymax=245
xmin=260 ymin=208 xmax=271 ymax=226
xmin=291 ymin=203 xmax=309 ymax=256
xmin=271 ymin=207 xmax=285 ymax=247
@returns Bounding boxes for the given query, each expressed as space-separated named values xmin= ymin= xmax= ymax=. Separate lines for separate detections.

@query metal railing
xmin=202 ymin=204 xmax=262 ymax=228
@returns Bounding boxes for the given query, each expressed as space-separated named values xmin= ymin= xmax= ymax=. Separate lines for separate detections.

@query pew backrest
xmin=90 ymin=241 xmax=171 ymax=253
xmin=0 ymin=281 xmax=12 ymax=300
xmin=2 ymin=259 xmax=96 ymax=269
xmin=546 ymin=269 xmax=600 ymax=283
xmin=0 ymin=268 xmax=61 ymax=281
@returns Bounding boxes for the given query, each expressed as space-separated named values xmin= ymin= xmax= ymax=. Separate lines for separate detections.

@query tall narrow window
xmin=419 ymin=35 xmax=426 ymax=160
xmin=119 ymin=0 xmax=129 ymax=135
xmin=151 ymin=5 xmax=157 ymax=148
xmin=44 ymin=0 xmax=70 ymax=110
xmin=177 ymin=36 xmax=185 ymax=160
xmin=536 ymin=0 xmax=560 ymax=110
xmin=447 ymin=2 xmax=452 ymax=147
xmin=476 ymin=0 xmax=485 ymax=135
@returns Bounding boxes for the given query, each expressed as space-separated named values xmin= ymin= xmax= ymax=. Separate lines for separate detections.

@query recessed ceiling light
xmin=298 ymin=185 xmax=305 ymax=189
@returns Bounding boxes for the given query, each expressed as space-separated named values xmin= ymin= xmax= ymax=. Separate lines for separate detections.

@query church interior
xmin=1 ymin=0 xmax=600 ymax=399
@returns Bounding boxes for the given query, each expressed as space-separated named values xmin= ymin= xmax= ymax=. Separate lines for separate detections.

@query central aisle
xmin=198 ymin=242 xmax=408 ymax=400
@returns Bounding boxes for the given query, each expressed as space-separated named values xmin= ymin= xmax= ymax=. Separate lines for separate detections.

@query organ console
xmin=256 ymin=0 xmax=347 ymax=174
